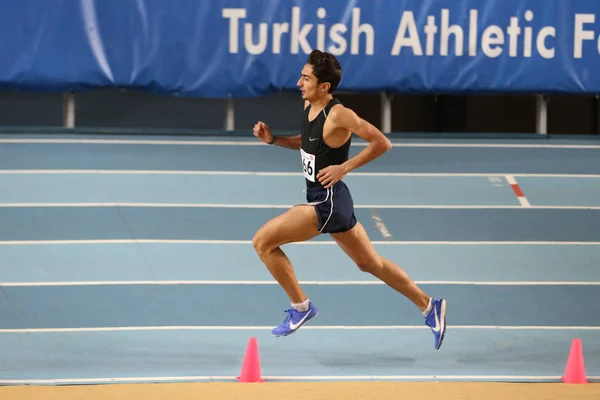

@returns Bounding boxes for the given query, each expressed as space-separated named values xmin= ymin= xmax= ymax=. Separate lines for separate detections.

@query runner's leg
xmin=330 ymin=221 xmax=430 ymax=310
xmin=252 ymin=204 xmax=321 ymax=304
xmin=253 ymin=204 xmax=322 ymax=336
xmin=331 ymin=221 xmax=448 ymax=349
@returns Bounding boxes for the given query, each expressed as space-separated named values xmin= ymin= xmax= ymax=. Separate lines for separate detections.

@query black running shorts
xmin=304 ymin=180 xmax=357 ymax=234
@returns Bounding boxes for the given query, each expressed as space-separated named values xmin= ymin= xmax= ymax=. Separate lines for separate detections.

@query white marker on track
xmin=505 ymin=175 xmax=531 ymax=207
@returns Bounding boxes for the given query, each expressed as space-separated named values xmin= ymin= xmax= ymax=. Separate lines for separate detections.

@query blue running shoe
xmin=424 ymin=298 xmax=447 ymax=350
xmin=272 ymin=303 xmax=318 ymax=337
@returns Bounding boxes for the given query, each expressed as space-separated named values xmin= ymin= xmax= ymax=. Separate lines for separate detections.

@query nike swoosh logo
xmin=309 ymin=137 xmax=318 ymax=141
xmin=432 ymin=307 xmax=441 ymax=332
xmin=289 ymin=311 xmax=312 ymax=330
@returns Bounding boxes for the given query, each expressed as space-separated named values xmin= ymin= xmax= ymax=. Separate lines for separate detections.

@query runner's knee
xmin=252 ymin=230 xmax=274 ymax=259
xmin=356 ymin=257 xmax=383 ymax=273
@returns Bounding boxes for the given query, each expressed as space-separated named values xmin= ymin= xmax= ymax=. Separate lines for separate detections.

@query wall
xmin=0 ymin=90 xmax=597 ymax=135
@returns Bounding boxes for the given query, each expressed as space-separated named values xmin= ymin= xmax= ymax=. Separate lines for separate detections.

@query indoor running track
xmin=1 ymin=134 xmax=600 ymax=385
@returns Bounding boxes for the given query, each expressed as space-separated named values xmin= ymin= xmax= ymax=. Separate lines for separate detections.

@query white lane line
xmin=2 ymin=137 xmax=600 ymax=149
xmin=1 ymin=280 xmax=599 ymax=287
xmin=1 ymin=325 xmax=600 ymax=333
xmin=0 ymin=203 xmax=599 ymax=209
xmin=1 ymin=240 xmax=600 ymax=245
xmin=1 ymin=375 xmax=599 ymax=384
xmin=1 ymin=170 xmax=600 ymax=178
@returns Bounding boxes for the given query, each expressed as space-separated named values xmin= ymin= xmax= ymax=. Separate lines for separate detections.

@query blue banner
xmin=1 ymin=0 xmax=600 ymax=97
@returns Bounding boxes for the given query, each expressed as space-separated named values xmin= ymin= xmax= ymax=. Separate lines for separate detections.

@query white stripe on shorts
xmin=319 ymin=187 xmax=334 ymax=233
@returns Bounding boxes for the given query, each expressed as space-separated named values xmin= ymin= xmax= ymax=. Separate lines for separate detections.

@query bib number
xmin=301 ymin=149 xmax=315 ymax=182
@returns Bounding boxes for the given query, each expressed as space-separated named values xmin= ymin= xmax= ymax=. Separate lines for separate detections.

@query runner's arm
xmin=331 ymin=107 xmax=392 ymax=173
xmin=254 ymin=121 xmax=301 ymax=150
xmin=269 ymin=134 xmax=301 ymax=150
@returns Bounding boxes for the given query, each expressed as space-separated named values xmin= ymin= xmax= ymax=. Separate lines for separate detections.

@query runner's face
xmin=297 ymin=64 xmax=327 ymax=101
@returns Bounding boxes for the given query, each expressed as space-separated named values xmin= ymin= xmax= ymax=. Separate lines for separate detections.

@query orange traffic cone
xmin=237 ymin=337 xmax=264 ymax=383
xmin=562 ymin=338 xmax=588 ymax=384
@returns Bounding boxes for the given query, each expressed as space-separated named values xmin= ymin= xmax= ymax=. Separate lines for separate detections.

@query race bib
xmin=301 ymin=148 xmax=315 ymax=182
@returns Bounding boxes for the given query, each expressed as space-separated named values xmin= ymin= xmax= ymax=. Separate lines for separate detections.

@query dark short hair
xmin=307 ymin=50 xmax=342 ymax=93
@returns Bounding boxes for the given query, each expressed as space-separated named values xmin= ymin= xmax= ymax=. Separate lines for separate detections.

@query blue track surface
xmin=2 ymin=284 xmax=600 ymax=328
xmin=1 ymin=243 xmax=598 ymax=283
xmin=2 ymin=141 xmax=600 ymax=173
xmin=3 ymin=207 xmax=600 ymax=242
xmin=2 ymin=330 xmax=598 ymax=382
xmin=1 ymin=134 xmax=600 ymax=384
xmin=0 ymin=175 xmax=519 ymax=205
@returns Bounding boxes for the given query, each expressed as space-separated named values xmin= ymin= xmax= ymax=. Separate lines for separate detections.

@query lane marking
xmin=2 ymin=280 xmax=600 ymax=287
xmin=1 ymin=240 xmax=600 ymax=245
xmin=0 ymin=203 xmax=599 ymax=210
xmin=487 ymin=176 xmax=505 ymax=188
xmin=369 ymin=209 xmax=393 ymax=239
xmin=506 ymin=175 xmax=531 ymax=207
xmin=1 ymin=375 xmax=599 ymax=384
xmin=1 ymin=325 xmax=600 ymax=333
xmin=1 ymin=170 xmax=600 ymax=178
xmin=2 ymin=137 xmax=600 ymax=148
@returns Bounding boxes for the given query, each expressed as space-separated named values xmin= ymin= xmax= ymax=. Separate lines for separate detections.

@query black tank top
xmin=300 ymin=98 xmax=352 ymax=189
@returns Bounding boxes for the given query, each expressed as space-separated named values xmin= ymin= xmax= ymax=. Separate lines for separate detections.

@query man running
xmin=252 ymin=50 xmax=447 ymax=350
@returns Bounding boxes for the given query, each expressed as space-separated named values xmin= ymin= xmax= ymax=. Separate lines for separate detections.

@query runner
xmin=252 ymin=50 xmax=447 ymax=349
